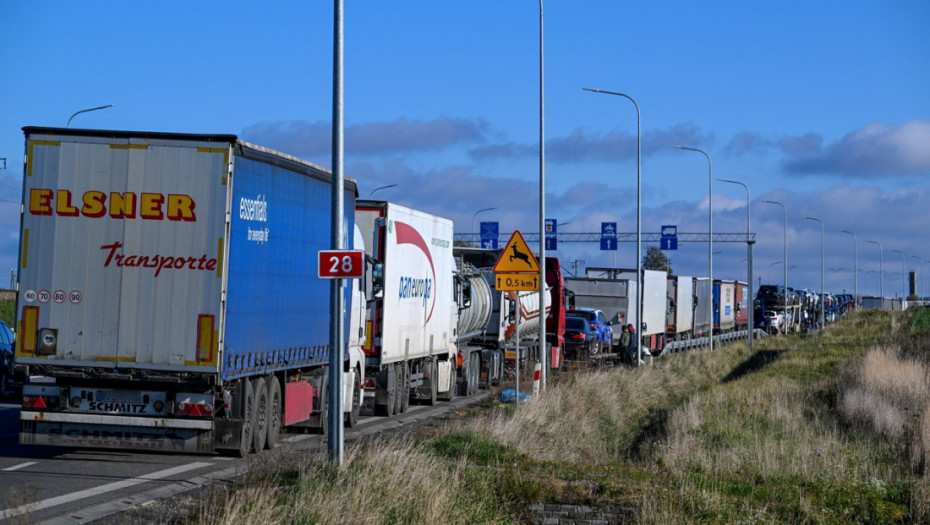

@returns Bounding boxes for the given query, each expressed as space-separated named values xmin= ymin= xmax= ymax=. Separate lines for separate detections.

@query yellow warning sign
xmin=494 ymin=273 xmax=539 ymax=291
xmin=493 ymin=230 xmax=540 ymax=273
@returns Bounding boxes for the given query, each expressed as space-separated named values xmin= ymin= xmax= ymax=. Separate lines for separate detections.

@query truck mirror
xmin=372 ymin=262 xmax=384 ymax=300
xmin=461 ymin=280 xmax=473 ymax=309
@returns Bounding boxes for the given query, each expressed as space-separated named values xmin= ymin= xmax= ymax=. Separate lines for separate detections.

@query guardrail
xmin=656 ymin=328 xmax=767 ymax=357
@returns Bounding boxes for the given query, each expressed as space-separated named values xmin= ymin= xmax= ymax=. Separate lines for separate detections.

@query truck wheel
xmin=234 ymin=379 xmax=254 ymax=458
xmin=265 ymin=376 xmax=282 ymax=449
xmin=252 ymin=377 xmax=268 ymax=453
xmin=345 ymin=368 xmax=361 ymax=428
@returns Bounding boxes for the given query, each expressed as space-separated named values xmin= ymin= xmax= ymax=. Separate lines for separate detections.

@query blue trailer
xmin=16 ymin=127 xmax=365 ymax=456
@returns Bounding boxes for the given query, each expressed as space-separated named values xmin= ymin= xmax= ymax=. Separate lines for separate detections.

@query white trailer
xmin=666 ymin=276 xmax=694 ymax=340
xmin=584 ymin=268 xmax=668 ymax=352
xmin=693 ymin=277 xmax=713 ymax=338
xmin=564 ymin=276 xmax=635 ymax=346
xmin=355 ymin=201 xmax=457 ymax=416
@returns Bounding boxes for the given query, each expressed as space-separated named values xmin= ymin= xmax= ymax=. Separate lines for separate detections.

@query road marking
xmin=2 ymin=462 xmax=37 ymax=472
xmin=0 ymin=461 xmax=211 ymax=520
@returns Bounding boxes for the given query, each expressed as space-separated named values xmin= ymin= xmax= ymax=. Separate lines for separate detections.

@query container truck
xmin=564 ymin=276 xmax=635 ymax=349
xmin=355 ymin=200 xmax=458 ymax=416
xmin=713 ymin=279 xmax=736 ymax=333
xmin=734 ymin=281 xmax=750 ymax=331
xmin=585 ymin=268 xmax=668 ymax=353
xmin=666 ymin=275 xmax=694 ymax=341
xmin=693 ymin=277 xmax=712 ymax=338
xmin=15 ymin=127 xmax=364 ymax=456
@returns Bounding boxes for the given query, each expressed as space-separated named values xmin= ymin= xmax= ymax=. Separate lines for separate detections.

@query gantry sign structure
xmin=454 ymin=232 xmax=756 ymax=244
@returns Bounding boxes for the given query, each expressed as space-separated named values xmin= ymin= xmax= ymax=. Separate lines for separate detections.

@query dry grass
xmin=194 ymin=439 xmax=505 ymax=525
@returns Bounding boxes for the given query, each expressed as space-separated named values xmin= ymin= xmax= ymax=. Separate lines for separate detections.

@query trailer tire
xmin=252 ymin=377 xmax=268 ymax=453
xmin=265 ymin=376 xmax=282 ymax=449
xmin=345 ymin=368 xmax=361 ymax=428
xmin=234 ymin=379 xmax=254 ymax=458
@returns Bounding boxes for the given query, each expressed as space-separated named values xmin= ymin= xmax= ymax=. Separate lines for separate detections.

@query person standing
xmin=619 ymin=324 xmax=631 ymax=364
xmin=626 ymin=323 xmax=638 ymax=366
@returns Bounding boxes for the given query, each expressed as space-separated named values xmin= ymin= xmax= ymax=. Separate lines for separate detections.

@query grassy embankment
xmin=84 ymin=309 xmax=930 ymax=523
xmin=0 ymin=298 xmax=13 ymax=327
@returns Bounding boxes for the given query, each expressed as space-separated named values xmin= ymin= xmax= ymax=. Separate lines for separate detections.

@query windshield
xmin=566 ymin=317 xmax=587 ymax=330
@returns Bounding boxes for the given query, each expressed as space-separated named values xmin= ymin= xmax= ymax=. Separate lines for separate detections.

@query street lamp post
xmin=717 ymin=178 xmax=753 ymax=349
xmin=66 ymin=104 xmax=113 ymax=128
xmin=762 ymin=200 xmax=788 ymax=334
xmin=368 ymin=183 xmax=398 ymax=199
xmin=538 ymin=0 xmax=548 ymax=388
xmin=472 ymin=207 xmax=498 ymax=244
xmin=867 ymin=240 xmax=884 ymax=302
xmin=840 ymin=230 xmax=858 ymax=309
xmin=891 ymin=250 xmax=907 ymax=300
xmin=675 ymin=146 xmax=713 ymax=351
xmin=584 ymin=88 xmax=642 ymax=363
xmin=805 ymin=216 xmax=825 ymax=330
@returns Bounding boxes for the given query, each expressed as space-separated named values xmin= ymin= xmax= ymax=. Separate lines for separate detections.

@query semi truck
xmin=585 ymin=268 xmax=668 ymax=353
xmin=354 ymin=200 xmax=460 ymax=416
xmin=15 ymin=127 xmax=364 ymax=456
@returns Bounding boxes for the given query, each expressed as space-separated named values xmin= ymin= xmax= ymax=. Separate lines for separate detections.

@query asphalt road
xmin=0 ymin=392 xmax=491 ymax=524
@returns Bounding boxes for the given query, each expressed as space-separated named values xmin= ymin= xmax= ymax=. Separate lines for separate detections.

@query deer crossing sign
xmin=493 ymin=230 xmax=540 ymax=290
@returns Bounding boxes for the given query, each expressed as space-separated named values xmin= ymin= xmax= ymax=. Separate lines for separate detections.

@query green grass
xmin=0 ymin=298 xmax=13 ymax=327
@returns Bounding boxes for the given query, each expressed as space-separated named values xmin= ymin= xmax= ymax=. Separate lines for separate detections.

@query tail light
xmin=23 ymin=394 xmax=60 ymax=410
xmin=570 ymin=333 xmax=586 ymax=340
xmin=176 ymin=401 xmax=214 ymax=417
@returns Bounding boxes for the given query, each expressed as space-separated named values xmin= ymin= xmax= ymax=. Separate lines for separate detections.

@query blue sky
xmin=2 ymin=1 xmax=928 ymax=297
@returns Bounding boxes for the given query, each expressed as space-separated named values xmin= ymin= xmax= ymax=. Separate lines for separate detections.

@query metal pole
xmin=867 ymin=241 xmax=884 ymax=302
xmin=66 ymin=104 xmax=113 ymax=128
xmin=840 ymin=230 xmax=858 ymax=309
xmin=891 ymin=250 xmax=906 ymax=299
xmin=538 ymin=0 xmax=548 ymax=387
xmin=717 ymin=179 xmax=753 ymax=349
xmin=584 ymin=88 xmax=641 ymax=363
xmin=805 ymin=217 xmax=825 ymax=329
xmin=327 ymin=0 xmax=345 ymax=465
xmin=762 ymin=200 xmax=788 ymax=334
xmin=675 ymin=146 xmax=712 ymax=351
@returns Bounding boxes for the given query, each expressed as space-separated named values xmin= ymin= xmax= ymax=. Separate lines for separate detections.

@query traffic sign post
xmin=480 ymin=221 xmax=499 ymax=250
xmin=318 ymin=250 xmax=365 ymax=279
xmin=545 ymin=219 xmax=557 ymax=251
xmin=495 ymin=273 xmax=539 ymax=291
xmin=661 ymin=224 xmax=678 ymax=251
xmin=600 ymin=222 xmax=617 ymax=251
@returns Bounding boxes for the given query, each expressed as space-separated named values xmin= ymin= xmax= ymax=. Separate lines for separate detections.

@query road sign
xmin=318 ymin=250 xmax=365 ymax=278
xmin=495 ymin=273 xmax=539 ymax=291
xmin=494 ymin=230 xmax=540 ymax=273
xmin=545 ymin=218 xmax=557 ymax=250
xmin=600 ymin=221 xmax=617 ymax=251
xmin=661 ymin=224 xmax=678 ymax=251
xmin=660 ymin=237 xmax=678 ymax=250
xmin=480 ymin=221 xmax=499 ymax=250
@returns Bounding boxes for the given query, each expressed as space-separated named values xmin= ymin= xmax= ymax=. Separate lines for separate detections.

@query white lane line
xmin=2 ymin=462 xmax=37 ymax=472
xmin=0 ymin=461 xmax=211 ymax=520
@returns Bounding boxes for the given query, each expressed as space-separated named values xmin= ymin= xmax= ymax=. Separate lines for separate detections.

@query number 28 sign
xmin=318 ymin=250 xmax=365 ymax=279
